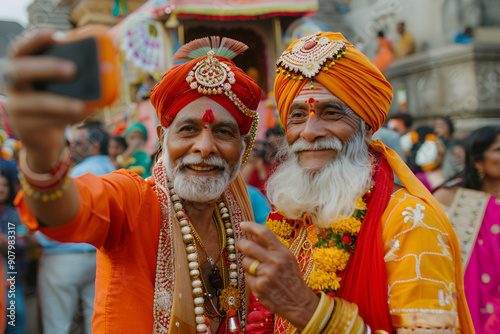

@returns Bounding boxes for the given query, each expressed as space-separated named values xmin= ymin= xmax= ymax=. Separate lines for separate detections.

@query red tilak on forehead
xmin=203 ymin=108 xmax=214 ymax=128
xmin=305 ymin=97 xmax=318 ymax=116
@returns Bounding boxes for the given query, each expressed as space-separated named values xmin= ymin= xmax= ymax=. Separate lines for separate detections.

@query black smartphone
xmin=33 ymin=37 xmax=101 ymax=101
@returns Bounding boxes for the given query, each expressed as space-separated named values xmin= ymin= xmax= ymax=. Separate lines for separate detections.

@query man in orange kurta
xmin=237 ymin=32 xmax=474 ymax=333
xmin=8 ymin=31 xmax=260 ymax=334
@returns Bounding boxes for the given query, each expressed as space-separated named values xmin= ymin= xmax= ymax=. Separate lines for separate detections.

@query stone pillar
xmin=385 ymin=43 xmax=500 ymax=133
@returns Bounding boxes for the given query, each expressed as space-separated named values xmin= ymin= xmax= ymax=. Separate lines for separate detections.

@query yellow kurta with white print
xmin=382 ymin=188 xmax=464 ymax=332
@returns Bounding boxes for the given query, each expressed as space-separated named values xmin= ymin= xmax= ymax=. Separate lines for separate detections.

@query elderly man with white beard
xmin=237 ymin=32 xmax=474 ymax=334
xmin=7 ymin=32 xmax=261 ymax=334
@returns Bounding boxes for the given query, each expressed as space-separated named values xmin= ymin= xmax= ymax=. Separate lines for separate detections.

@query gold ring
xmin=248 ymin=259 xmax=260 ymax=276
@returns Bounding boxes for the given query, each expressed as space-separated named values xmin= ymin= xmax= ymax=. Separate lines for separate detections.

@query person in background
xmin=136 ymin=74 xmax=156 ymax=101
xmin=388 ymin=112 xmax=415 ymax=159
xmin=36 ymin=122 xmax=115 ymax=334
xmin=454 ymin=27 xmax=474 ymax=44
xmin=434 ymin=116 xmax=463 ymax=180
xmin=240 ymin=139 xmax=267 ymax=185
xmin=116 ymin=122 xmax=152 ymax=178
xmin=433 ymin=116 xmax=454 ymax=149
xmin=108 ymin=136 xmax=127 ymax=170
xmin=444 ymin=139 xmax=466 ymax=179
xmin=372 ymin=126 xmax=404 ymax=160
xmin=373 ymin=31 xmax=395 ymax=74
xmin=387 ymin=112 xmax=413 ymax=136
xmin=434 ymin=126 xmax=500 ymax=333
xmin=372 ymin=126 xmax=405 ymax=185
xmin=245 ymin=127 xmax=285 ymax=196
xmin=246 ymin=184 xmax=271 ymax=225
xmin=395 ymin=21 xmax=416 ymax=57
xmin=407 ymin=126 xmax=447 ymax=192
xmin=0 ymin=170 xmax=28 ymax=334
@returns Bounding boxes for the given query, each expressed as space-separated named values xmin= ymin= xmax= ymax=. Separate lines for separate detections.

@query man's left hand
xmin=237 ymin=222 xmax=319 ymax=331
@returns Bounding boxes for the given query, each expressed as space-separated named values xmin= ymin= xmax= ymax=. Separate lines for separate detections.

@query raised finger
xmin=240 ymin=221 xmax=285 ymax=250
xmin=8 ymin=28 xmax=56 ymax=57
xmin=236 ymin=239 xmax=272 ymax=267
xmin=9 ymin=56 xmax=77 ymax=86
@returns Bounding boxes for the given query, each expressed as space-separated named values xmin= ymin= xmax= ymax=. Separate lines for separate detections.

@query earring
xmin=478 ymin=169 xmax=485 ymax=179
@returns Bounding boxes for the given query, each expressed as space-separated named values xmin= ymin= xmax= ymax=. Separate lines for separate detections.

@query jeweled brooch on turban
xmin=276 ymin=32 xmax=346 ymax=81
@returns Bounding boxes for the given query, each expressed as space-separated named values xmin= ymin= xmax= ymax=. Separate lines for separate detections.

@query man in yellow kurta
xmin=236 ymin=32 xmax=473 ymax=333
xmin=396 ymin=22 xmax=416 ymax=57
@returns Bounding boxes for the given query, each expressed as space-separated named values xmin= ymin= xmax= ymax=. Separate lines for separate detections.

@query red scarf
xmin=337 ymin=152 xmax=393 ymax=332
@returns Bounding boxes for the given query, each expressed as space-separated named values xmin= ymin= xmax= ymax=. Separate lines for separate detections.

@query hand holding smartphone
xmin=33 ymin=25 xmax=120 ymax=110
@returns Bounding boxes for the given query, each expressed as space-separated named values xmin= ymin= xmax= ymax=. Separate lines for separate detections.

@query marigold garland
xmin=311 ymin=197 xmax=367 ymax=293
xmin=265 ymin=197 xmax=368 ymax=294
xmin=265 ymin=218 xmax=294 ymax=247
xmin=265 ymin=219 xmax=294 ymax=238
xmin=329 ymin=216 xmax=362 ymax=235
xmin=308 ymin=269 xmax=342 ymax=292
xmin=312 ymin=247 xmax=350 ymax=272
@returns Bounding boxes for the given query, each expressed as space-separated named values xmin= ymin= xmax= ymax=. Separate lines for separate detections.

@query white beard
xmin=162 ymin=130 xmax=243 ymax=203
xmin=266 ymin=130 xmax=372 ymax=228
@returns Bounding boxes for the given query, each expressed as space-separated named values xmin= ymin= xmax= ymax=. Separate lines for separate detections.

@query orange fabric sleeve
xmin=14 ymin=169 xmax=157 ymax=251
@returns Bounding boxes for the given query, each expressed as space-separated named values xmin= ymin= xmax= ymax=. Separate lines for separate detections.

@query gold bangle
xmin=19 ymin=147 xmax=71 ymax=186
xmin=301 ymin=292 xmax=334 ymax=334
xmin=349 ymin=315 xmax=365 ymax=334
xmin=322 ymin=297 xmax=362 ymax=333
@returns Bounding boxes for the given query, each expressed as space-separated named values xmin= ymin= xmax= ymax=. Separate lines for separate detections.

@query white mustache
xmin=291 ymin=137 xmax=342 ymax=153
xmin=177 ymin=155 xmax=227 ymax=169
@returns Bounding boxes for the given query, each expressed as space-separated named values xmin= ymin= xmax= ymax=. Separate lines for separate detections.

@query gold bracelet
xmin=301 ymin=292 xmax=335 ymax=334
xmin=349 ymin=315 xmax=365 ymax=334
xmin=322 ymin=297 xmax=363 ymax=333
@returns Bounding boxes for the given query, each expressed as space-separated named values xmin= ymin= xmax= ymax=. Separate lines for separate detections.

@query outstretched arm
xmin=6 ymin=29 xmax=91 ymax=226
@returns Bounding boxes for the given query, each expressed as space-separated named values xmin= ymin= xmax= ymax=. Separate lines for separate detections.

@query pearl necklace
xmin=167 ymin=183 xmax=239 ymax=333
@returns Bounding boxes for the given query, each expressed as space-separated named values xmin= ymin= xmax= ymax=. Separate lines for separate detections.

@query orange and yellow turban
xmin=151 ymin=56 xmax=261 ymax=135
xmin=274 ymin=32 xmax=393 ymax=132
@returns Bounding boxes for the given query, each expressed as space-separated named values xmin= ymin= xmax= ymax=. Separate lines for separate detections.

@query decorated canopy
xmin=153 ymin=0 xmax=318 ymax=20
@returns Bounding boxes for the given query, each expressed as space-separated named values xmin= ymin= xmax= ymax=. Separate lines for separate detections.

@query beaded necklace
xmin=167 ymin=184 xmax=241 ymax=333
xmin=190 ymin=212 xmax=227 ymax=319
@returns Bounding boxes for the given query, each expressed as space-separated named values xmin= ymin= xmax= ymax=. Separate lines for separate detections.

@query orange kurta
xmin=16 ymin=170 xmax=161 ymax=333
xmin=15 ymin=168 xmax=253 ymax=333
